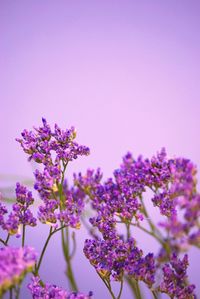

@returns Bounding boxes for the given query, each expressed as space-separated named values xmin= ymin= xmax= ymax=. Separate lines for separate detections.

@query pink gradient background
xmin=0 ymin=1 xmax=200 ymax=298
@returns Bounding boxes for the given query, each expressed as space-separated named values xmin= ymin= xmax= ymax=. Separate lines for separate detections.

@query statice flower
xmin=16 ymin=118 xmax=90 ymax=166
xmin=2 ymin=212 xmax=21 ymax=235
xmin=126 ymin=252 xmax=155 ymax=287
xmin=0 ymin=201 xmax=8 ymax=226
xmin=38 ymin=199 xmax=59 ymax=225
xmin=34 ymin=168 xmax=58 ymax=200
xmin=189 ymin=229 xmax=200 ymax=248
xmin=13 ymin=183 xmax=37 ymax=226
xmin=0 ymin=196 xmax=20 ymax=235
xmin=84 ymin=236 xmax=155 ymax=286
xmin=158 ymin=158 xmax=200 ymax=253
xmin=74 ymin=168 xmax=143 ymax=223
xmin=75 ymin=149 xmax=175 ymax=227
xmin=1 ymin=183 xmax=36 ymax=235
xmin=120 ymin=148 xmax=172 ymax=190
xmin=157 ymin=254 xmax=196 ymax=298
xmin=17 ymin=119 xmax=90 ymax=229
xmin=28 ymin=277 xmax=93 ymax=299
xmin=0 ymin=246 xmax=37 ymax=296
xmin=57 ymin=184 xmax=85 ymax=229
xmin=74 ymin=168 xmax=103 ymax=199
xmin=36 ymin=179 xmax=85 ymax=228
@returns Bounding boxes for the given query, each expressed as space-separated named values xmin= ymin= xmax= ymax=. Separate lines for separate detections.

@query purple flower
xmin=157 ymin=254 xmax=196 ymax=298
xmin=2 ymin=212 xmax=21 ymax=235
xmin=84 ymin=236 xmax=155 ymax=285
xmin=127 ymin=252 xmax=155 ymax=287
xmin=16 ymin=118 xmax=90 ymax=165
xmin=14 ymin=183 xmax=37 ymax=227
xmin=0 ymin=246 xmax=37 ymax=296
xmin=17 ymin=119 xmax=90 ymax=229
xmin=0 ymin=184 xmax=36 ymax=235
xmin=36 ymin=180 xmax=85 ymax=228
xmin=0 ymin=201 xmax=7 ymax=226
xmin=28 ymin=277 xmax=93 ymax=299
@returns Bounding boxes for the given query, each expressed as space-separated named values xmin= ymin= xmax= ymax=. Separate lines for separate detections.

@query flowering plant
xmin=0 ymin=119 xmax=199 ymax=299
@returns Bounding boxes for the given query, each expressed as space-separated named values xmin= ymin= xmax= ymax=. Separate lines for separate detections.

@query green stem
xmin=135 ymin=281 xmax=142 ymax=299
xmin=15 ymin=288 xmax=20 ymax=299
xmin=14 ymin=284 xmax=21 ymax=299
xmin=61 ymin=227 xmax=78 ymax=291
xmin=9 ymin=288 xmax=13 ymax=299
xmin=126 ymin=276 xmax=138 ymax=298
xmin=126 ymin=222 xmax=131 ymax=239
xmin=135 ymin=223 xmax=164 ymax=246
xmin=35 ymin=227 xmax=53 ymax=275
xmin=22 ymin=225 xmax=25 ymax=247
xmin=139 ymin=196 xmax=163 ymax=237
xmin=96 ymin=272 xmax=116 ymax=299
xmin=5 ymin=233 xmax=10 ymax=245
xmin=136 ymin=222 xmax=170 ymax=258
xmin=152 ymin=290 xmax=158 ymax=299
xmin=125 ymin=277 xmax=143 ymax=299
xmin=58 ymin=161 xmax=78 ymax=291
xmin=0 ymin=238 xmax=7 ymax=246
xmin=34 ymin=225 xmax=65 ymax=276
xmin=138 ymin=196 xmax=171 ymax=257
xmin=117 ymin=280 xmax=124 ymax=299
xmin=69 ymin=232 xmax=77 ymax=259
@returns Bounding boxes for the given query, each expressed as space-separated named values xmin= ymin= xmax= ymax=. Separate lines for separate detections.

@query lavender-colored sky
xmin=1 ymin=1 xmax=200 ymax=298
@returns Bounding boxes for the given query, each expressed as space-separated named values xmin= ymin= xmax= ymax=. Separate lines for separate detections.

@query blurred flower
xmin=0 ymin=183 xmax=36 ymax=235
xmin=0 ymin=246 xmax=37 ymax=296
xmin=28 ymin=276 xmax=93 ymax=299
xmin=157 ymin=254 xmax=196 ymax=299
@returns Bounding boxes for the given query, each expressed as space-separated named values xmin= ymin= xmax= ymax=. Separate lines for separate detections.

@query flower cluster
xmin=16 ymin=119 xmax=90 ymax=228
xmin=158 ymin=158 xmax=200 ymax=254
xmin=16 ymin=118 xmax=90 ymax=165
xmin=158 ymin=254 xmax=196 ymax=299
xmin=84 ymin=237 xmax=155 ymax=286
xmin=0 ymin=246 xmax=37 ymax=296
xmin=75 ymin=149 xmax=174 ymax=225
xmin=1 ymin=120 xmax=199 ymax=299
xmin=0 ymin=183 xmax=36 ymax=235
xmin=75 ymin=149 xmax=198 ymax=298
xmin=28 ymin=277 xmax=93 ymax=299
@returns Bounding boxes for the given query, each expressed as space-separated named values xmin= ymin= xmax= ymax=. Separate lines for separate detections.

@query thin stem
xmin=5 ymin=233 xmax=10 ymax=245
xmin=135 ymin=281 xmax=142 ymax=299
xmin=96 ymin=272 xmax=116 ymax=299
xmin=32 ymin=225 xmax=65 ymax=277
xmin=69 ymin=232 xmax=77 ymax=259
xmin=138 ymin=196 xmax=171 ymax=257
xmin=125 ymin=276 xmax=138 ymax=298
xmin=134 ymin=222 xmax=170 ymax=258
xmin=34 ymin=227 xmax=53 ymax=275
xmin=0 ymin=238 xmax=7 ymax=246
xmin=126 ymin=222 xmax=131 ymax=239
xmin=125 ymin=276 xmax=143 ymax=299
xmin=62 ymin=227 xmax=78 ymax=291
xmin=22 ymin=225 xmax=26 ymax=247
xmin=9 ymin=288 xmax=13 ymax=299
xmin=134 ymin=223 xmax=164 ymax=246
xmin=139 ymin=196 xmax=162 ymax=237
xmin=152 ymin=290 xmax=158 ymax=299
xmin=61 ymin=227 xmax=68 ymax=261
xmin=15 ymin=285 xmax=21 ymax=299
xmin=58 ymin=161 xmax=68 ymax=209
xmin=117 ymin=280 xmax=124 ymax=299
xmin=58 ymin=161 xmax=78 ymax=291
